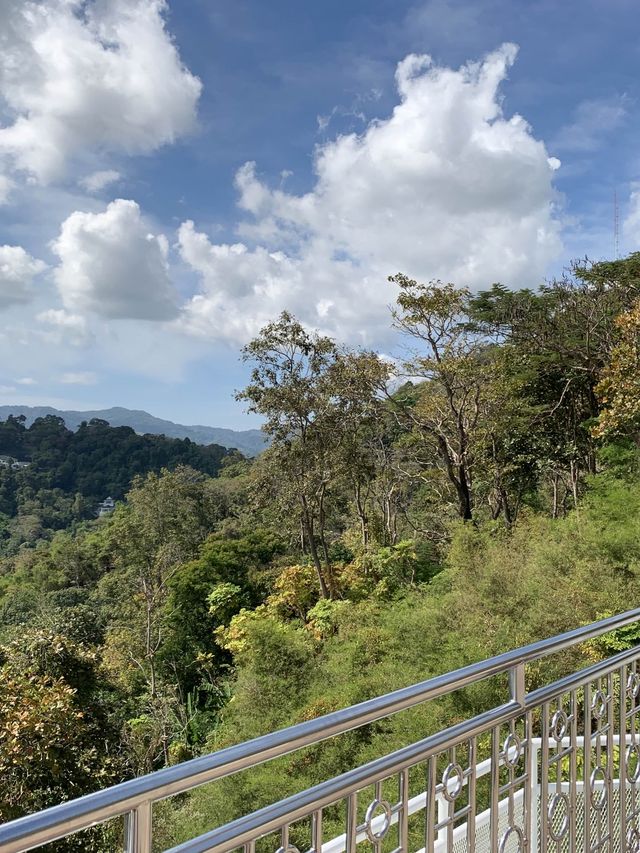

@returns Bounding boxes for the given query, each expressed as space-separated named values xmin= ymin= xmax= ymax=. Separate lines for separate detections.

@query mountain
xmin=0 ymin=405 xmax=267 ymax=457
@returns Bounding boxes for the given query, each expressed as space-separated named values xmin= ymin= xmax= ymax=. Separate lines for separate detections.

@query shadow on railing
xmin=2 ymin=609 xmax=640 ymax=852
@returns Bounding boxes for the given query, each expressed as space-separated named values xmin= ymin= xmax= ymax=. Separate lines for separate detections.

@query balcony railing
xmin=2 ymin=608 xmax=640 ymax=852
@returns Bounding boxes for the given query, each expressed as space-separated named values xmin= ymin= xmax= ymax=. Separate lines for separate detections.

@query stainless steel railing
xmin=2 ymin=608 xmax=640 ymax=852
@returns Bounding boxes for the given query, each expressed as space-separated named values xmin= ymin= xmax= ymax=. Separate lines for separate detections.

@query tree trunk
xmin=551 ymin=474 xmax=560 ymax=519
xmin=501 ymin=489 xmax=513 ymax=527
xmin=570 ymin=460 xmax=580 ymax=512
xmin=457 ymin=463 xmax=473 ymax=520
xmin=355 ymin=482 xmax=369 ymax=549
xmin=144 ymin=589 xmax=157 ymax=699
xmin=436 ymin=434 xmax=473 ymax=520
xmin=300 ymin=495 xmax=330 ymax=598
xmin=317 ymin=484 xmax=338 ymax=598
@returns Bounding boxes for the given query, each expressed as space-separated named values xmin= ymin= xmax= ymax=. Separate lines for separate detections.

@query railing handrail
xmin=1 ymin=606 xmax=639 ymax=852
xmin=164 ymin=643 xmax=640 ymax=853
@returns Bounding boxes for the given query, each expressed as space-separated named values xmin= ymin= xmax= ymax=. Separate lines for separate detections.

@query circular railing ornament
xmin=627 ymin=825 xmax=640 ymax=853
xmin=591 ymin=689 xmax=607 ymax=720
xmin=590 ymin=766 xmax=608 ymax=810
xmin=441 ymin=762 xmax=464 ymax=802
xmin=364 ymin=798 xmax=392 ymax=843
xmin=627 ymin=743 xmax=640 ymax=784
xmin=497 ymin=824 xmax=525 ymax=853
xmin=628 ymin=672 xmax=640 ymax=699
xmin=550 ymin=709 xmax=568 ymax=742
xmin=275 ymin=845 xmax=300 ymax=853
xmin=547 ymin=792 xmax=570 ymax=842
xmin=502 ymin=732 xmax=522 ymax=768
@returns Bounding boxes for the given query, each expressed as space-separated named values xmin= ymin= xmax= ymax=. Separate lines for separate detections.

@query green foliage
xmin=6 ymin=252 xmax=640 ymax=847
xmin=163 ymin=529 xmax=282 ymax=695
xmin=159 ymin=469 xmax=640 ymax=847
xmin=0 ymin=415 xmax=238 ymax=553
xmin=0 ymin=629 xmax=124 ymax=843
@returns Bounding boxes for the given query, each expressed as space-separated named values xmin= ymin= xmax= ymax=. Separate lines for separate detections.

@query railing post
xmin=435 ymin=793 xmax=447 ymax=850
xmin=528 ymin=740 xmax=539 ymax=852
xmin=510 ymin=662 xmax=526 ymax=707
xmin=124 ymin=802 xmax=152 ymax=853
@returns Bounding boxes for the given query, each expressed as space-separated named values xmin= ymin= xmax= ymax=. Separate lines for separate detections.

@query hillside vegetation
xmin=0 ymin=405 xmax=267 ymax=457
xmin=3 ymin=254 xmax=640 ymax=849
xmin=0 ymin=416 xmax=239 ymax=554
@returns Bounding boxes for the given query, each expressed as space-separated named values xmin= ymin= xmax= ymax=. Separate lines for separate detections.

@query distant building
xmin=97 ymin=496 xmax=116 ymax=517
xmin=0 ymin=456 xmax=30 ymax=470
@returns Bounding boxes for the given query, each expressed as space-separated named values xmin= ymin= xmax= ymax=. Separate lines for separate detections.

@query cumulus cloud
xmin=80 ymin=170 xmax=122 ymax=193
xmin=0 ymin=245 xmax=47 ymax=308
xmin=0 ymin=0 xmax=201 ymax=184
xmin=178 ymin=44 xmax=561 ymax=345
xmin=51 ymin=199 xmax=178 ymax=321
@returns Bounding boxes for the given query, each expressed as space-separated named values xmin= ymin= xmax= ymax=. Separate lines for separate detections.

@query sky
xmin=0 ymin=0 xmax=639 ymax=429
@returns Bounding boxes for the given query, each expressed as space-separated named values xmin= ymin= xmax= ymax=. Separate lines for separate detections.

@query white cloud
xmin=51 ymin=199 xmax=178 ymax=320
xmin=15 ymin=377 xmax=37 ymax=385
xmin=80 ymin=170 xmax=122 ymax=193
xmin=0 ymin=245 xmax=47 ymax=308
xmin=178 ymin=44 xmax=561 ymax=345
xmin=552 ymin=95 xmax=628 ymax=153
xmin=60 ymin=371 xmax=98 ymax=385
xmin=37 ymin=309 xmax=92 ymax=347
xmin=0 ymin=0 xmax=201 ymax=184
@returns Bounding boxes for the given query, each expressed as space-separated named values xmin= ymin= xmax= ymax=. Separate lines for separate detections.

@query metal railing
xmin=2 ymin=608 xmax=640 ymax=852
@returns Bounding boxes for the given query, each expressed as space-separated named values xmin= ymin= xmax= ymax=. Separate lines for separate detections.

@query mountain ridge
xmin=0 ymin=405 xmax=267 ymax=457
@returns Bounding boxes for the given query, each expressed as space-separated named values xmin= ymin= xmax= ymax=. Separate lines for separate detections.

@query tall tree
xmin=389 ymin=275 xmax=491 ymax=521
xmin=238 ymin=313 xmax=390 ymax=593
xmin=468 ymin=254 xmax=640 ymax=506
xmin=238 ymin=312 xmax=339 ymax=598
xmin=100 ymin=466 xmax=221 ymax=766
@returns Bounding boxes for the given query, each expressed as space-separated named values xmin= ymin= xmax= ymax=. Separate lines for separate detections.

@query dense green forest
xmin=0 ymin=416 xmax=239 ymax=554
xmin=3 ymin=254 xmax=640 ymax=849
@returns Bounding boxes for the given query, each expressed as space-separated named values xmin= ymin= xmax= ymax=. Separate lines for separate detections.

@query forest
xmin=3 ymin=253 xmax=640 ymax=849
xmin=0 ymin=416 xmax=237 ymax=555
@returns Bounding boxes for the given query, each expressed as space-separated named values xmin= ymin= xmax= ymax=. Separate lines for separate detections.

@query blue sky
xmin=0 ymin=0 xmax=638 ymax=429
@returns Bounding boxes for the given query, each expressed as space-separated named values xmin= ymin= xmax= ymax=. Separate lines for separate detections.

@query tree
xmin=238 ymin=313 xmax=340 ymax=598
xmin=163 ymin=529 xmax=282 ymax=696
xmin=98 ymin=466 xmax=223 ymax=767
xmin=323 ymin=351 xmax=392 ymax=549
xmin=388 ymin=274 xmax=531 ymax=524
xmin=238 ymin=313 xmax=389 ymax=596
xmin=468 ymin=254 xmax=640 ymax=508
xmin=594 ymin=299 xmax=640 ymax=437
xmin=0 ymin=629 xmax=122 ymax=835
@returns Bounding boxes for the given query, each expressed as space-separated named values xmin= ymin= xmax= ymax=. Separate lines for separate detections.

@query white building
xmin=96 ymin=496 xmax=116 ymax=517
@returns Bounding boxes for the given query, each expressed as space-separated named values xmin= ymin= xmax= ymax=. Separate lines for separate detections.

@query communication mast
xmin=614 ymin=189 xmax=620 ymax=260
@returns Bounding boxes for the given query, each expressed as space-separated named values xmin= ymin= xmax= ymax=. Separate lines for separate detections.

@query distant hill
xmin=0 ymin=405 xmax=267 ymax=457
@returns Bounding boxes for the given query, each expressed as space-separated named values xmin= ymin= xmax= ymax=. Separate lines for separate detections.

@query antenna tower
xmin=614 ymin=189 xmax=620 ymax=260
